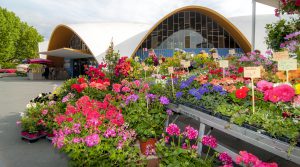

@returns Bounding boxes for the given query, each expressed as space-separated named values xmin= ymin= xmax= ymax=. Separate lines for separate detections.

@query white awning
xmin=39 ymin=48 xmax=94 ymax=59
xmin=256 ymin=0 xmax=279 ymax=8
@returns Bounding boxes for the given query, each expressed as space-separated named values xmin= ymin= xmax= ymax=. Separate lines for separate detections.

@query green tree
xmin=0 ymin=7 xmax=43 ymax=68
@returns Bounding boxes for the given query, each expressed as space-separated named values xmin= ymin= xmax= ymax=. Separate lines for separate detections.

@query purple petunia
xmin=160 ymin=96 xmax=170 ymax=105
xmin=125 ymin=94 xmax=139 ymax=105
xmin=176 ymin=91 xmax=183 ymax=98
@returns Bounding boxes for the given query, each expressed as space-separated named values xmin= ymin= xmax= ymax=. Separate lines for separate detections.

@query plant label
xmin=183 ymin=61 xmax=191 ymax=68
xmin=219 ymin=60 xmax=229 ymax=68
xmin=212 ymin=53 xmax=219 ymax=59
xmin=168 ymin=67 xmax=174 ymax=74
xmin=244 ymin=67 xmax=261 ymax=78
xmin=273 ymin=51 xmax=289 ymax=61
xmin=159 ymin=60 xmax=163 ymax=64
xmin=278 ymin=59 xmax=297 ymax=71
xmin=180 ymin=60 xmax=185 ymax=66
xmin=229 ymin=49 xmax=235 ymax=55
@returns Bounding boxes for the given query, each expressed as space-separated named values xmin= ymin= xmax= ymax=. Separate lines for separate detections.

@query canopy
xmin=39 ymin=48 xmax=94 ymax=59
xmin=28 ymin=58 xmax=52 ymax=64
xmin=255 ymin=0 xmax=279 ymax=8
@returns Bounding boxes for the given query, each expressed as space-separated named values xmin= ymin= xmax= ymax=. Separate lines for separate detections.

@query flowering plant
xmin=52 ymin=96 xmax=143 ymax=166
xmin=280 ymin=31 xmax=300 ymax=61
xmin=236 ymin=151 xmax=278 ymax=167
xmin=114 ymin=56 xmax=131 ymax=79
xmin=276 ymin=0 xmax=300 ymax=16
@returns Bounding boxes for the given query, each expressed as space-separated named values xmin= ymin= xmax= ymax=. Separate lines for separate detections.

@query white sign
xmin=229 ymin=49 xmax=236 ymax=55
xmin=219 ymin=60 xmax=229 ymax=68
xmin=273 ymin=51 xmax=289 ymax=61
xmin=212 ymin=53 xmax=219 ymax=59
xmin=244 ymin=67 xmax=261 ymax=78
xmin=278 ymin=59 xmax=297 ymax=71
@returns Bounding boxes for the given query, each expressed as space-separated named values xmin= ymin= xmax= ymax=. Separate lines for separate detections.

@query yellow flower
xmin=295 ymin=84 xmax=300 ymax=95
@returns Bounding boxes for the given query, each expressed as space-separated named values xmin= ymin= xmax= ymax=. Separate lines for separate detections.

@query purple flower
xmin=198 ymin=87 xmax=209 ymax=95
xmin=125 ymin=94 xmax=139 ymax=105
xmin=85 ymin=134 xmax=99 ymax=147
xmin=160 ymin=96 xmax=169 ymax=105
xmin=52 ymin=130 xmax=65 ymax=149
xmin=176 ymin=91 xmax=183 ymax=98
xmin=202 ymin=135 xmax=217 ymax=148
xmin=182 ymin=143 xmax=187 ymax=149
xmin=213 ymin=85 xmax=223 ymax=92
xmin=218 ymin=152 xmax=233 ymax=165
xmin=145 ymin=144 xmax=156 ymax=156
xmin=166 ymin=109 xmax=173 ymax=116
xmin=189 ymin=88 xmax=202 ymax=100
xmin=146 ymin=94 xmax=157 ymax=101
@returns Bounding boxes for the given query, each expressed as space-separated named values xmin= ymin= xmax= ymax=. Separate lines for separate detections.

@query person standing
xmin=44 ymin=65 xmax=49 ymax=79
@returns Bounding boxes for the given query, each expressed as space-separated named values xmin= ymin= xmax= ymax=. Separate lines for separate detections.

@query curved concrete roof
xmin=47 ymin=5 xmax=253 ymax=63
xmin=47 ymin=22 xmax=151 ymax=63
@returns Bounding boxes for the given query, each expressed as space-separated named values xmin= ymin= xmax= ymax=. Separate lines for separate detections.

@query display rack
xmin=167 ymin=103 xmax=300 ymax=165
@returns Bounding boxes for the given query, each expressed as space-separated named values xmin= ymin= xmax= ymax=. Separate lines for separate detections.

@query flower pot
xmin=21 ymin=131 xmax=40 ymax=143
xmin=46 ymin=133 xmax=54 ymax=141
xmin=139 ymin=138 xmax=156 ymax=155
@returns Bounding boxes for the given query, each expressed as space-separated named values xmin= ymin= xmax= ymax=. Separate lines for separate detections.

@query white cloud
xmin=0 ymin=0 xmax=275 ymax=39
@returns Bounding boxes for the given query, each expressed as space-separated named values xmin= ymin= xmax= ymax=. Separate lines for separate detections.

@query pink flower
xmin=72 ymin=123 xmax=81 ymax=134
xmin=218 ymin=152 xmax=233 ymax=165
xmin=293 ymin=95 xmax=300 ymax=108
xmin=182 ymin=143 xmax=187 ymax=149
xmin=42 ymin=109 xmax=48 ymax=115
xmin=236 ymin=151 xmax=260 ymax=165
xmin=183 ymin=126 xmax=198 ymax=140
xmin=134 ymin=80 xmax=140 ymax=87
xmin=104 ymin=128 xmax=116 ymax=138
xmin=191 ymin=144 xmax=198 ymax=150
xmin=113 ymin=84 xmax=122 ymax=93
xmin=63 ymin=127 xmax=72 ymax=135
xmin=72 ymin=137 xmax=82 ymax=144
xmin=166 ymin=123 xmax=180 ymax=136
xmin=121 ymin=86 xmax=130 ymax=92
xmin=166 ymin=109 xmax=173 ymax=116
xmin=16 ymin=121 xmax=21 ymax=126
xmin=257 ymin=80 xmax=273 ymax=92
xmin=84 ymin=134 xmax=99 ymax=147
xmin=164 ymin=136 xmax=170 ymax=143
xmin=145 ymin=144 xmax=156 ymax=156
xmin=202 ymin=135 xmax=217 ymax=148
xmin=264 ymin=84 xmax=295 ymax=103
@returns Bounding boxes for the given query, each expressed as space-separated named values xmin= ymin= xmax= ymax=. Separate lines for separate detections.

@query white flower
xmin=38 ymin=94 xmax=42 ymax=97
xmin=293 ymin=118 xmax=299 ymax=124
xmin=26 ymin=103 xmax=31 ymax=108
xmin=19 ymin=112 xmax=24 ymax=117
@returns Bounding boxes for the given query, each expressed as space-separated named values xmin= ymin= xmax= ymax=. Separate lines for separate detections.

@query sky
xmin=0 ymin=0 xmax=276 ymax=40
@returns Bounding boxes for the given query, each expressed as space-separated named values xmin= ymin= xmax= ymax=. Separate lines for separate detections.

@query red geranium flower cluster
xmin=86 ymin=63 xmax=107 ymax=81
xmin=235 ymin=86 xmax=249 ymax=99
xmin=209 ymin=68 xmax=222 ymax=75
xmin=115 ymin=56 xmax=131 ymax=77
xmin=71 ymin=78 xmax=88 ymax=93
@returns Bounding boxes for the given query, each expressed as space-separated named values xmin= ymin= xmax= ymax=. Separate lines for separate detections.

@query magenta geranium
xmin=218 ymin=152 xmax=233 ymax=165
xmin=183 ymin=125 xmax=198 ymax=140
xmin=166 ymin=123 xmax=180 ymax=136
xmin=202 ymin=135 xmax=217 ymax=148
xmin=264 ymin=84 xmax=295 ymax=103
xmin=84 ymin=134 xmax=100 ymax=147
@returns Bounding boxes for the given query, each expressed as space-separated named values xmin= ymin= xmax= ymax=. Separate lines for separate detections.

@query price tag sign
xmin=168 ymin=67 xmax=174 ymax=74
xmin=219 ymin=60 xmax=229 ymax=68
xmin=212 ymin=53 xmax=219 ymax=59
xmin=273 ymin=51 xmax=289 ymax=61
xmin=244 ymin=67 xmax=261 ymax=78
xmin=229 ymin=49 xmax=235 ymax=55
xmin=278 ymin=59 xmax=297 ymax=71
xmin=183 ymin=61 xmax=191 ymax=68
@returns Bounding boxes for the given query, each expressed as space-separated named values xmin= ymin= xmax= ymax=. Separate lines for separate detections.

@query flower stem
xmin=205 ymin=147 xmax=211 ymax=161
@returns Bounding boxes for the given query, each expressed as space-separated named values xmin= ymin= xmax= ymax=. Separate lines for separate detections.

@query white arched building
xmin=41 ymin=5 xmax=277 ymax=77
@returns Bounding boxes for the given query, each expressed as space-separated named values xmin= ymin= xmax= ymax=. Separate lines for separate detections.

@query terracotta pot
xmin=139 ymin=138 xmax=156 ymax=155
xmin=276 ymin=71 xmax=286 ymax=80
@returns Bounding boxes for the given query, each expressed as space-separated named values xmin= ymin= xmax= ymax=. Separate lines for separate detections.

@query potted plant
xmin=122 ymin=93 xmax=168 ymax=155
xmin=28 ymin=64 xmax=44 ymax=80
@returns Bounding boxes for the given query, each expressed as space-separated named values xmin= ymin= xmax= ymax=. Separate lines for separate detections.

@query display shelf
xmin=167 ymin=103 xmax=300 ymax=165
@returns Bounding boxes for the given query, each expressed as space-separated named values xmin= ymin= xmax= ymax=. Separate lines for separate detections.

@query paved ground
xmin=0 ymin=77 xmax=67 ymax=167
xmin=0 ymin=77 xmax=298 ymax=167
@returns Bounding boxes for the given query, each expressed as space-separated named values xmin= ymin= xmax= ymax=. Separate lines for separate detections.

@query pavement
xmin=0 ymin=77 xmax=298 ymax=167
xmin=0 ymin=77 xmax=67 ymax=167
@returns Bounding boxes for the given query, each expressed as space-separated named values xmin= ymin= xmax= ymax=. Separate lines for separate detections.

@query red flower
xmin=66 ymin=117 xmax=73 ymax=122
xmin=77 ymin=77 xmax=86 ymax=84
xmin=235 ymin=87 xmax=249 ymax=99
xmin=296 ymin=0 xmax=300 ymax=7
xmin=71 ymin=84 xmax=83 ymax=93
xmin=238 ymin=67 xmax=244 ymax=73
xmin=162 ymin=75 xmax=166 ymax=79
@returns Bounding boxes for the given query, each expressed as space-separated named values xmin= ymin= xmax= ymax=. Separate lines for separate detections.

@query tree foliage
xmin=0 ymin=7 xmax=43 ymax=68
